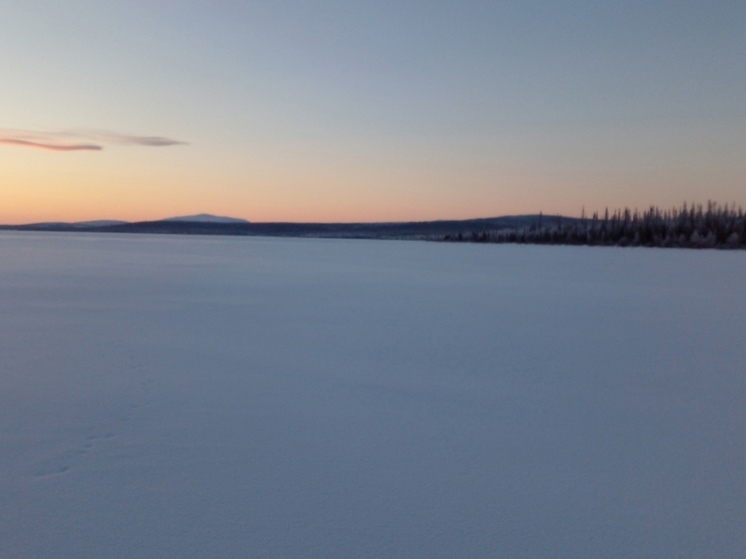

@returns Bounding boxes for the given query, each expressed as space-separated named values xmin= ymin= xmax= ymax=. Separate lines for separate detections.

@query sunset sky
xmin=2 ymin=1 xmax=744 ymax=224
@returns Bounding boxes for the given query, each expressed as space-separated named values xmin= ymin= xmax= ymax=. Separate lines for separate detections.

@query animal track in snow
xmin=32 ymin=464 xmax=70 ymax=478
xmin=29 ymin=340 xmax=155 ymax=481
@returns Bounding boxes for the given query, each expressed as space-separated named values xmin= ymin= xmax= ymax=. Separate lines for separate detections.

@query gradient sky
xmin=1 ymin=1 xmax=744 ymax=223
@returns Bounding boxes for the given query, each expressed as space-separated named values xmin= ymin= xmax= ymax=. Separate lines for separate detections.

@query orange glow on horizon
xmin=2 ymin=146 xmax=743 ymax=226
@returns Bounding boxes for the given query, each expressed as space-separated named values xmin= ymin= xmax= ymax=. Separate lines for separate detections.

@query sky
xmin=1 ymin=1 xmax=744 ymax=224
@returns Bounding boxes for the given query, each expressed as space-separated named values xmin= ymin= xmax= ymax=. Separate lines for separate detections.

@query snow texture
xmin=1 ymin=231 xmax=745 ymax=558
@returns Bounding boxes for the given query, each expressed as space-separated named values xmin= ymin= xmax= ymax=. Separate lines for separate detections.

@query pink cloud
xmin=0 ymin=138 xmax=103 ymax=151
xmin=0 ymin=129 xmax=187 ymax=152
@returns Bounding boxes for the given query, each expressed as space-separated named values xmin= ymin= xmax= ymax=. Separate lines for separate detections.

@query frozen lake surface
xmin=2 ymin=231 xmax=745 ymax=558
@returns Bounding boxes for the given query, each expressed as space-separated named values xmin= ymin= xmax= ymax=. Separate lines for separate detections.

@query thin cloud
xmin=70 ymin=129 xmax=188 ymax=147
xmin=0 ymin=129 xmax=187 ymax=152
xmin=0 ymin=138 xmax=102 ymax=151
xmin=122 ymin=135 xmax=187 ymax=146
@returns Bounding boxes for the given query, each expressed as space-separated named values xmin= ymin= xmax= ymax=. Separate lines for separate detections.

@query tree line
xmin=444 ymin=201 xmax=746 ymax=249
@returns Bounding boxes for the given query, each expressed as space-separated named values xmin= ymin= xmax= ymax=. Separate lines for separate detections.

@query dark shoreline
xmin=0 ymin=215 xmax=554 ymax=241
xmin=3 ymin=202 xmax=745 ymax=249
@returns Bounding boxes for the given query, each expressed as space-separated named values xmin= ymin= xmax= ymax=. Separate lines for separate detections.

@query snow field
xmin=1 ymin=232 xmax=745 ymax=558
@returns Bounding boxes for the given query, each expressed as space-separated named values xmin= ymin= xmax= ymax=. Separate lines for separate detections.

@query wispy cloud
xmin=0 ymin=138 xmax=103 ymax=151
xmin=0 ymin=129 xmax=188 ymax=152
xmin=69 ymin=130 xmax=189 ymax=147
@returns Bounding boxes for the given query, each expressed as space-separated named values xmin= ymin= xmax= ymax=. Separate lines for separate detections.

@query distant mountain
xmin=73 ymin=220 xmax=129 ymax=228
xmin=162 ymin=213 xmax=249 ymax=224
xmin=7 ymin=219 xmax=129 ymax=230
xmin=0 ymin=214 xmax=558 ymax=241
xmin=4 ymin=205 xmax=742 ymax=248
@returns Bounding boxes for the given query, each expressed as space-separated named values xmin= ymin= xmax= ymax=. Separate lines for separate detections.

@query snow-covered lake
xmin=2 ymin=231 xmax=745 ymax=558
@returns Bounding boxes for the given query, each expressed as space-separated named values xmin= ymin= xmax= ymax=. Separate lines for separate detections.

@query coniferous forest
xmin=445 ymin=201 xmax=746 ymax=249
